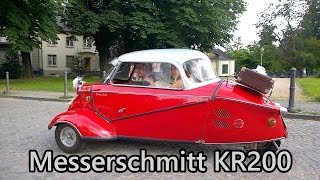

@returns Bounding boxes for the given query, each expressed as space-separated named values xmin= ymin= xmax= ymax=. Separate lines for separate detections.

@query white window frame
xmin=66 ymin=37 xmax=74 ymax=47
xmin=47 ymin=39 xmax=56 ymax=47
xmin=83 ymin=37 xmax=92 ymax=48
xmin=48 ymin=55 xmax=57 ymax=67
xmin=222 ymin=64 xmax=229 ymax=74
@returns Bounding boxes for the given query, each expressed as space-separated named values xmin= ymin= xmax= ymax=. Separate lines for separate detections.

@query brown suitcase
xmin=237 ymin=67 xmax=274 ymax=94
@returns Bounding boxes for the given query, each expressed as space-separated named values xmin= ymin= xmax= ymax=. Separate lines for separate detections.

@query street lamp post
xmin=260 ymin=47 xmax=264 ymax=66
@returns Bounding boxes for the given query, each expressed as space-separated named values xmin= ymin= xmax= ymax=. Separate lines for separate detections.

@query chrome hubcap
xmin=60 ymin=127 xmax=76 ymax=147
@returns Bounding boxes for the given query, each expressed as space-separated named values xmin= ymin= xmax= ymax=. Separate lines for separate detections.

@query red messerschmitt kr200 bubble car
xmin=48 ymin=49 xmax=288 ymax=153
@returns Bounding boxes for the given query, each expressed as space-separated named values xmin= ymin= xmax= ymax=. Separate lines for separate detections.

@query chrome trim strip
xmin=90 ymin=85 xmax=111 ymax=123
xmin=114 ymin=100 xmax=207 ymax=121
xmin=203 ymin=137 xmax=286 ymax=145
xmin=117 ymin=136 xmax=195 ymax=144
xmin=215 ymin=97 xmax=277 ymax=110
xmin=210 ymin=79 xmax=225 ymax=100
xmin=52 ymin=121 xmax=82 ymax=136
xmin=111 ymin=82 xmax=184 ymax=90
xmin=82 ymin=136 xmax=117 ymax=141
xmin=92 ymin=90 xmax=210 ymax=99
xmin=81 ymin=136 xmax=285 ymax=146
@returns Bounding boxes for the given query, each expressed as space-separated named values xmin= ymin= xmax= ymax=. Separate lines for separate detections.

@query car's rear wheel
xmin=55 ymin=124 xmax=85 ymax=153
xmin=257 ymin=140 xmax=281 ymax=154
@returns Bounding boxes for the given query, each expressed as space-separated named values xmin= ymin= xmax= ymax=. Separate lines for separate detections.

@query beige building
xmin=206 ymin=49 xmax=235 ymax=77
xmin=31 ymin=34 xmax=99 ymax=76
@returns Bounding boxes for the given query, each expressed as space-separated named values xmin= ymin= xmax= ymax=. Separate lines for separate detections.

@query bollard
xmin=102 ymin=71 xmax=106 ymax=78
xmin=64 ymin=71 xmax=68 ymax=97
xmin=6 ymin=71 xmax=10 ymax=94
xmin=288 ymin=67 xmax=296 ymax=112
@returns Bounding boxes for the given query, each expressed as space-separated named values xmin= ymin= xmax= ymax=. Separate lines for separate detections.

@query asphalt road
xmin=0 ymin=98 xmax=319 ymax=179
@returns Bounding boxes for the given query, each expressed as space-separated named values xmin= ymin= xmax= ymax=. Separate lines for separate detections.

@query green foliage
xmin=67 ymin=53 xmax=86 ymax=78
xmin=297 ymin=77 xmax=320 ymax=102
xmin=0 ymin=49 xmax=22 ymax=79
xmin=229 ymin=48 xmax=258 ymax=70
xmin=0 ymin=0 xmax=61 ymax=51
xmin=0 ymin=0 xmax=62 ymax=78
xmin=252 ymin=0 xmax=320 ymax=72
xmin=0 ymin=76 xmax=100 ymax=92
xmin=64 ymin=0 xmax=246 ymax=71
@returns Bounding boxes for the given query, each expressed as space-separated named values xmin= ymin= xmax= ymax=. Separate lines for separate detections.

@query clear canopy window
xmin=183 ymin=58 xmax=217 ymax=83
xmin=112 ymin=62 xmax=184 ymax=89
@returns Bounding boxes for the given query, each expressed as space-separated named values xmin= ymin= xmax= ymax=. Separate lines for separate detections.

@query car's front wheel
xmin=257 ymin=140 xmax=281 ymax=154
xmin=55 ymin=124 xmax=85 ymax=153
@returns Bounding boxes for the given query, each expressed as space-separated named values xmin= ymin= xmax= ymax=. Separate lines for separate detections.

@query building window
xmin=83 ymin=37 xmax=92 ymax=48
xmin=48 ymin=55 xmax=57 ymax=66
xmin=222 ymin=64 xmax=228 ymax=74
xmin=66 ymin=56 xmax=74 ymax=68
xmin=66 ymin=37 xmax=74 ymax=47
xmin=47 ymin=39 xmax=56 ymax=46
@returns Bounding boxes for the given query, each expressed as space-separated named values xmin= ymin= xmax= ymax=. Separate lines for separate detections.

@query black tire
xmin=55 ymin=124 xmax=85 ymax=153
xmin=257 ymin=140 xmax=281 ymax=154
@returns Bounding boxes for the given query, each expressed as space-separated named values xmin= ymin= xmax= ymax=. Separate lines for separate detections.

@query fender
xmin=48 ymin=109 xmax=117 ymax=139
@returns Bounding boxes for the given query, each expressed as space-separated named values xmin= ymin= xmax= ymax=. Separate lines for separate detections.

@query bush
xmin=0 ymin=49 xmax=22 ymax=79
xmin=67 ymin=53 xmax=85 ymax=78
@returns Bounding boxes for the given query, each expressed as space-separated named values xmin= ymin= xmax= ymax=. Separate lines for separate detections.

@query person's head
xmin=135 ymin=63 xmax=152 ymax=78
xmin=171 ymin=65 xmax=181 ymax=80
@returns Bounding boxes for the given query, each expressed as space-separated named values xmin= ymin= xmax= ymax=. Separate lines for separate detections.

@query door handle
xmin=118 ymin=108 xmax=126 ymax=113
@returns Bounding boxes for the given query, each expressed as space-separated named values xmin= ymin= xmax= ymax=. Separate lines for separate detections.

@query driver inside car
xmin=134 ymin=63 xmax=156 ymax=86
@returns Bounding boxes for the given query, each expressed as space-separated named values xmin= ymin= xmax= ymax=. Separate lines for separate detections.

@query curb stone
xmin=0 ymin=95 xmax=72 ymax=102
xmin=283 ymin=113 xmax=320 ymax=121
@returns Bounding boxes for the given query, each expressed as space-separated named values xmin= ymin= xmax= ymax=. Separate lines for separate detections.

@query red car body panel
xmin=48 ymin=109 xmax=116 ymax=138
xmin=49 ymin=80 xmax=287 ymax=144
xmin=49 ymin=49 xmax=287 ymax=146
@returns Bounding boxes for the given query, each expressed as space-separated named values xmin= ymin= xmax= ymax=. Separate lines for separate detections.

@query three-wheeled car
xmin=48 ymin=49 xmax=288 ymax=153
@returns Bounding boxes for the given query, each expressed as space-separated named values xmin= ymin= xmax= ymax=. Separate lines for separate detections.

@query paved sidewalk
xmin=271 ymin=78 xmax=305 ymax=101
xmin=1 ymin=90 xmax=76 ymax=102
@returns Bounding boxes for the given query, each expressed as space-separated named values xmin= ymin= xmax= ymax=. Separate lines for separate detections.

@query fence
xmin=268 ymin=69 xmax=320 ymax=78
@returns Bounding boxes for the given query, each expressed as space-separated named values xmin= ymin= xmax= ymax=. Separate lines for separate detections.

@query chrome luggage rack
xmin=225 ymin=75 xmax=274 ymax=99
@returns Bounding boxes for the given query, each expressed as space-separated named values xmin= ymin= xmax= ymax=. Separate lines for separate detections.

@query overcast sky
xmin=233 ymin=0 xmax=277 ymax=46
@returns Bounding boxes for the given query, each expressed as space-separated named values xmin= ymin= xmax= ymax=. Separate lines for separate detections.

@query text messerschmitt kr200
xmin=48 ymin=49 xmax=288 ymax=153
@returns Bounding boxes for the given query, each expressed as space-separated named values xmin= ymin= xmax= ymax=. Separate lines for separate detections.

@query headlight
xmin=279 ymin=106 xmax=288 ymax=115
xmin=275 ymin=102 xmax=287 ymax=115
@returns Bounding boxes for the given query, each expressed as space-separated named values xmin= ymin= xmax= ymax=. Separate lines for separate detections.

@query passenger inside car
xmin=169 ymin=65 xmax=184 ymax=89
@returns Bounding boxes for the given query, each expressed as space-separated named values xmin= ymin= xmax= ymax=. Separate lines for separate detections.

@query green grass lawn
xmin=297 ymin=77 xmax=320 ymax=102
xmin=0 ymin=76 xmax=102 ymax=92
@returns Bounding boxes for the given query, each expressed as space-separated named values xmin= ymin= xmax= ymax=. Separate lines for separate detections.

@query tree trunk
xmin=21 ymin=51 xmax=34 ymax=78
xmin=99 ymin=50 xmax=110 ymax=76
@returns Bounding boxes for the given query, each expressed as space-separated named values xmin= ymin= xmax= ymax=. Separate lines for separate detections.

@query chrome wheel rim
xmin=60 ymin=127 xmax=77 ymax=147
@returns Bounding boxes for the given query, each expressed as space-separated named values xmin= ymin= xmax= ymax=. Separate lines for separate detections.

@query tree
xmin=0 ymin=0 xmax=61 ymax=78
xmin=228 ymin=46 xmax=260 ymax=70
xmin=255 ymin=0 xmax=316 ymax=71
xmin=64 ymin=0 xmax=246 ymax=72
xmin=0 ymin=48 xmax=22 ymax=79
xmin=299 ymin=0 xmax=320 ymax=39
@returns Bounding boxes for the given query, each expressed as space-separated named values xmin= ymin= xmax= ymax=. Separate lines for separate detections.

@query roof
xmin=118 ymin=49 xmax=210 ymax=65
xmin=208 ymin=48 xmax=233 ymax=61
xmin=56 ymin=16 xmax=71 ymax=32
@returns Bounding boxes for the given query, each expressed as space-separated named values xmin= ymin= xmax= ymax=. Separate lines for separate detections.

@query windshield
xmin=183 ymin=58 xmax=217 ymax=83
xmin=102 ymin=59 xmax=118 ymax=83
